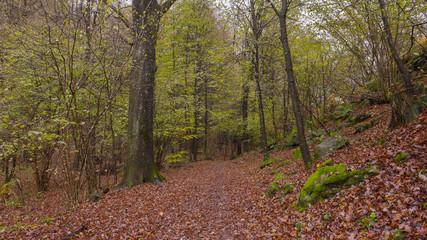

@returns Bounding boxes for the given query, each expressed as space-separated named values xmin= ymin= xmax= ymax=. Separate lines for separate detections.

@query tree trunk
xmin=378 ymin=0 xmax=415 ymax=94
xmin=270 ymin=0 xmax=312 ymax=169
xmin=120 ymin=0 xmax=175 ymax=187
xmin=389 ymin=88 xmax=427 ymax=129
xmin=204 ymin=76 xmax=210 ymax=159
xmin=250 ymin=0 xmax=268 ymax=152
xmin=242 ymin=82 xmax=250 ymax=152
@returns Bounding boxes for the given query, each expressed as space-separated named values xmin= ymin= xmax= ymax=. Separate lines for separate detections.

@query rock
xmin=294 ymin=164 xmax=380 ymax=212
xmin=314 ymin=136 xmax=349 ymax=160
xmin=351 ymin=113 xmax=372 ymax=124
xmin=354 ymin=118 xmax=379 ymax=134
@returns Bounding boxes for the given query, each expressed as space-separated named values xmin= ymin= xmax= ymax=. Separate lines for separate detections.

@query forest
xmin=0 ymin=0 xmax=426 ymax=239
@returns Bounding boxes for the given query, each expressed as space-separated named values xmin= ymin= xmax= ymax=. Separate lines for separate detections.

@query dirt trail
xmin=13 ymin=156 xmax=285 ymax=239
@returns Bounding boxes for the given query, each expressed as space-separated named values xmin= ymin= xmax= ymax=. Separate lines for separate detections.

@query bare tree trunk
xmin=242 ymin=82 xmax=250 ymax=152
xmin=378 ymin=0 xmax=414 ymax=94
xmin=120 ymin=0 xmax=176 ymax=187
xmin=204 ymin=76 xmax=209 ymax=159
xmin=269 ymin=0 xmax=312 ymax=169
xmin=250 ymin=0 xmax=268 ymax=152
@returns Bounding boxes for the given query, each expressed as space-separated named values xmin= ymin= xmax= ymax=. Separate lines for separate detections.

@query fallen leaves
xmin=0 ymin=105 xmax=426 ymax=239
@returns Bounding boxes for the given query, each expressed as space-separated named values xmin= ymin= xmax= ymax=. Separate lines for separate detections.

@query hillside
xmin=1 ymin=104 xmax=426 ymax=239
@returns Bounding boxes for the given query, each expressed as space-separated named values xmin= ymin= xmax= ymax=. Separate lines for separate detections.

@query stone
xmin=314 ymin=136 xmax=349 ymax=160
xmin=294 ymin=164 xmax=380 ymax=212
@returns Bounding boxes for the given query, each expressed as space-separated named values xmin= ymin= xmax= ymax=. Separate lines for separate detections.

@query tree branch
xmin=266 ymin=0 xmax=280 ymax=17
xmin=108 ymin=5 xmax=131 ymax=29
xmin=160 ymin=0 xmax=177 ymax=16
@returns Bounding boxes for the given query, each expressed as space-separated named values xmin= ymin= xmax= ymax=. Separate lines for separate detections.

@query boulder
xmin=294 ymin=164 xmax=380 ymax=211
xmin=314 ymin=136 xmax=349 ymax=160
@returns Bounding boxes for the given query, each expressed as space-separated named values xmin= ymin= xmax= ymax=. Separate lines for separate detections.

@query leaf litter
xmin=0 ymin=105 xmax=426 ymax=239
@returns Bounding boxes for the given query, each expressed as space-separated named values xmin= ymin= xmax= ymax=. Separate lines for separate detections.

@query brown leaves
xmin=1 ymin=106 xmax=426 ymax=239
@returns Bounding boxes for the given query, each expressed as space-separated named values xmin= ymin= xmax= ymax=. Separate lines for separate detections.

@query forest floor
xmin=1 ymin=104 xmax=426 ymax=239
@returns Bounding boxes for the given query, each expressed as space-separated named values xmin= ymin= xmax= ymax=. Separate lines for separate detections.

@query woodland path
xmin=23 ymin=155 xmax=288 ymax=239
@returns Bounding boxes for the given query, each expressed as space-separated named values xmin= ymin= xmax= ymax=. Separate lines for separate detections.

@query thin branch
xmin=266 ymin=0 xmax=280 ymax=17
xmin=160 ymin=0 xmax=177 ymax=16
xmin=108 ymin=5 xmax=131 ymax=29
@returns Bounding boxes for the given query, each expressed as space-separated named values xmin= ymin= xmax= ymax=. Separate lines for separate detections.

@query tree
xmin=120 ymin=0 xmax=176 ymax=187
xmin=268 ymin=0 xmax=312 ymax=169
xmin=378 ymin=0 xmax=414 ymax=94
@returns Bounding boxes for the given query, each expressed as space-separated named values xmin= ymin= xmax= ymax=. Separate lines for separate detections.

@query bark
xmin=283 ymin=85 xmax=290 ymax=138
xmin=204 ymin=75 xmax=209 ymax=159
xmin=269 ymin=0 xmax=312 ymax=169
xmin=378 ymin=0 xmax=415 ymax=94
xmin=242 ymin=83 xmax=250 ymax=152
xmin=250 ymin=0 xmax=268 ymax=152
xmin=120 ymin=0 xmax=175 ymax=187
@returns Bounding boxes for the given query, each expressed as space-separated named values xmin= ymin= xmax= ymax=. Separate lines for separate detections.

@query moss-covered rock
xmin=294 ymin=164 xmax=380 ymax=211
xmin=354 ymin=118 xmax=379 ymax=134
xmin=350 ymin=113 xmax=372 ymax=125
xmin=314 ymin=136 xmax=349 ymax=160
xmin=286 ymin=128 xmax=299 ymax=148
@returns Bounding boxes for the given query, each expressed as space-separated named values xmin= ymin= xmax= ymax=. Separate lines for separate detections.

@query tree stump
xmin=389 ymin=88 xmax=427 ymax=129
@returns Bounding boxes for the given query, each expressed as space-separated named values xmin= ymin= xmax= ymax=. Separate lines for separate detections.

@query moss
xmin=294 ymin=164 xmax=380 ymax=211
xmin=260 ymin=158 xmax=275 ymax=169
xmin=270 ymin=169 xmax=278 ymax=175
xmin=393 ymin=229 xmax=406 ymax=240
xmin=319 ymin=159 xmax=333 ymax=168
xmin=423 ymin=202 xmax=427 ymax=210
xmin=350 ymin=113 xmax=372 ymax=125
xmin=292 ymin=147 xmax=302 ymax=159
xmin=266 ymin=173 xmax=292 ymax=198
xmin=378 ymin=137 xmax=388 ymax=146
xmin=314 ymin=151 xmax=320 ymax=160
xmin=354 ymin=118 xmax=379 ymax=134
xmin=394 ymin=153 xmax=409 ymax=163
xmin=274 ymin=173 xmax=286 ymax=182
xmin=286 ymin=128 xmax=298 ymax=147
xmin=265 ymin=182 xmax=281 ymax=198
xmin=276 ymin=160 xmax=290 ymax=169
xmin=281 ymin=183 xmax=294 ymax=196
